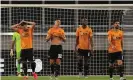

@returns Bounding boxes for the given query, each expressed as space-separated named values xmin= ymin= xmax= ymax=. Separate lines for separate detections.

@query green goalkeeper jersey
xmin=12 ymin=32 xmax=21 ymax=53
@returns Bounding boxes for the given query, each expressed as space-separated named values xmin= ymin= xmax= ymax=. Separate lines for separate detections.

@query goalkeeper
xmin=10 ymin=31 xmax=21 ymax=77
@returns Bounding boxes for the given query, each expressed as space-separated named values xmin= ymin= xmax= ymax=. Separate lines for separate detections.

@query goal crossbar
xmin=1 ymin=4 xmax=133 ymax=10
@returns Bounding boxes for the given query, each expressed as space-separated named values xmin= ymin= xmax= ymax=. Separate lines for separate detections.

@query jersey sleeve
xmin=76 ymin=28 xmax=79 ymax=37
xmin=12 ymin=33 xmax=16 ymax=41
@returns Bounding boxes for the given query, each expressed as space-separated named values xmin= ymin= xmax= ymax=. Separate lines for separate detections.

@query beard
xmin=114 ymin=25 xmax=119 ymax=29
xmin=82 ymin=24 xmax=87 ymax=28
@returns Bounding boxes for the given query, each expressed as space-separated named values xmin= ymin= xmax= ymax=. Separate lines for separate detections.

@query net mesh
xmin=1 ymin=4 xmax=133 ymax=76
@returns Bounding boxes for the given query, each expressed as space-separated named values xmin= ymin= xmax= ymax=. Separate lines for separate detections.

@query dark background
xmin=1 ymin=0 xmax=133 ymax=4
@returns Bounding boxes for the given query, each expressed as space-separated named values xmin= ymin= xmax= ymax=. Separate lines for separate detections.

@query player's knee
xmin=55 ymin=64 xmax=60 ymax=71
xmin=109 ymin=63 xmax=114 ymax=68
xmin=22 ymin=62 xmax=27 ymax=68
xmin=117 ymin=60 xmax=123 ymax=66
xmin=78 ymin=56 xmax=82 ymax=60
xmin=56 ymin=59 xmax=61 ymax=65
xmin=18 ymin=59 xmax=21 ymax=64
xmin=50 ymin=59 xmax=55 ymax=65
xmin=78 ymin=60 xmax=82 ymax=67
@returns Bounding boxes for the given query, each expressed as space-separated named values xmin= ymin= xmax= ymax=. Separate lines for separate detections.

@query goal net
xmin=1 ymin=4 xmax=133 ymax=76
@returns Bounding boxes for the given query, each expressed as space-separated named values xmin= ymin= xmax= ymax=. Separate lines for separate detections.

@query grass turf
xmin=1 ymin=76 xmax=133 ymax=80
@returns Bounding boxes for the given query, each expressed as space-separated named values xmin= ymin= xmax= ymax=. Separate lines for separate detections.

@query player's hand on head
xmin=19 ymin=20 xmax=24 ymax=24
xmin=10 ymin=49 xmax=14 ymax=57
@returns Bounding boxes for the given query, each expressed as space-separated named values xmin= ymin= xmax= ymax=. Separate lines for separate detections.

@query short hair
xmin=81 ymin=16 xmax=87 ymax=20
xmin=20 ymin=22 xmax=27 ymax=26
xmin=112 ymin=20 xmax=120 ymax=25
xmin=55 ymin=18 xmax=60 ymax=21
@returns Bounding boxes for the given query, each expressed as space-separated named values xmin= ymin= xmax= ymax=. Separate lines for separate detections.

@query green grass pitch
xmin=1 ymin=76 xmax=133 ymax=80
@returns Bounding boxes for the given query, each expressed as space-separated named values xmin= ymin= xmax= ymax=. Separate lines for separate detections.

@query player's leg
xmin=16 ymin=51 xmax=21 ymax=76
xmin=55 ymin=45 xmax=62 ymax=77
xmin=27 ymin=48 xmax=37 ymax=79
xmin=108 ymin=53 xmax=115 ymax=80
xmin=117 ymin=60 xmax=125 ymax=80
xmin=83 ymin=50 xmax=90 ymax=77
xmin=116 ymin=52 xmax=126 ymax=80
xmin=50 ymin=59 xmax=55 ymax=75
xmin=55 ymin=59 xmax=61 ymax=77
xmin=21 ymin=49 xmax=28 ymax=78
xmin=83 ymin=57 xmax=89 ymax=77
xmin=77 ymin=49 xmax=83 ymax=74
xmin=77 ymin=49 xmax=84 ymax=78
xmin=49 ymin=45 xmax=56 ymax=76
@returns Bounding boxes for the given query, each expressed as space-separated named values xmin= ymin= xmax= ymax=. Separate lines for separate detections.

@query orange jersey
xmin=18 ymin=27 xmax=33 ymax=49
xmin=108 ymin=29 xmax=123 ymax=53
xmin=76 ymin=26 xmax=93 ymax=50
xmin=46 ymin=27 xmax=65 ymax=45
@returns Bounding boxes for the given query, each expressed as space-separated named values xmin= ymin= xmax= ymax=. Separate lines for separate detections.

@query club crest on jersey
xmin=112 ymin=36 xmax=121 ymax=40
xmin=22 ymin=32 xmax=29 ymax=37
xmin=80 ymin=31 xmax=88 ymax=36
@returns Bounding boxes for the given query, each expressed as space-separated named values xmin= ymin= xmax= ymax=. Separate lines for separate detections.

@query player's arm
xmin=11 ymin=24 xmax=20 ymax=31
xmin=11 ymin=20 xmax=24 ymax=31
xmin=108 ymin=31 xmax=112 ymax=45
xmin=121 ymin=31 xmax=124 ymax=50
xmin=75 ymin=28 xmax=79 ymax=52
xmin=60 ymin=29 xmax=66 ymax=42
xmin=121 ymin=39 xmax=123 ymax=51
xmin=11 ymin=41 xmax=15 ymax=50
xmin=75 ymin=36 xmax=79 ymax=51
xmin=10 ymin=34 xmax=16 ymax=57
xmin=46 ymin=28 xmax=52 ymax=42
xmin=89 ymin=28 xmax=93 ymax=53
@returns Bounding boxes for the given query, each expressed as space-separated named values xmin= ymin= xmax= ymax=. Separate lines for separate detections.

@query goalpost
xmin=1 ymin=4 xmax=133 ymax=76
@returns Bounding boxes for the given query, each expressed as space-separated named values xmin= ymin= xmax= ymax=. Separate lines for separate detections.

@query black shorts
xmin=20 ymin=48 xmax=34 ymax=62
xmin=78 ymin=49 xmax=91 ymax=57
xmin=48 ymin=45 xmax=62 ymax=59
xmin=108 ymin=51 xmax=123 ymax=64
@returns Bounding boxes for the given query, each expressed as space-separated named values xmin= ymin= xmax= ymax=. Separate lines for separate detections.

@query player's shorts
xmin=108 ymin=51 xmax=123 ymax=64
xmin=48 ymin=45 xmax=62 ymax=59
xmin=78 ymin=49 xmax=91 ymax=57
xmin=20 ymin=48 xmax=34 ymax=62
